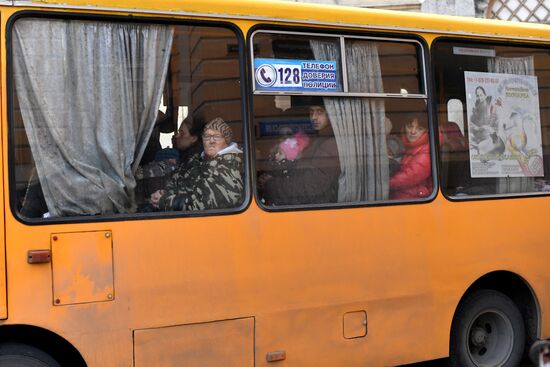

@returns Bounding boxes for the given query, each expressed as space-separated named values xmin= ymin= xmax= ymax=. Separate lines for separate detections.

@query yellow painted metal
xmin=134 ymin=318 xmax=254 ymax=367
xmin=51 ymin=231 xmax=114 ymax=306
xmin=0 ymin=8 xmax=5 ymax=321
xmin=9 ymin=0 xmax=550 ymax=41
xmin=0 ymin=1 xmax=547 ymax=366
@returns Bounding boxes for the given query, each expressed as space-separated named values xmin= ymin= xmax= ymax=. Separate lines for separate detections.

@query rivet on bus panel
xmin=105 ymin=232 xmax=111 ymax=238
xmin=266 ymin=350 xmax=286 ymax=362
xmin=107 ymin=294 xmax=113 ymax=300
xmin=52 ymin=235 xmax=58 ymax=241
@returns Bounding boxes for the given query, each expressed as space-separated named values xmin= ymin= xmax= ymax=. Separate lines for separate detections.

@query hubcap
xmin=467 ymin=309 xmax=514 ymax=367
xmin=471 ymin=325 xmax=488 ymax=347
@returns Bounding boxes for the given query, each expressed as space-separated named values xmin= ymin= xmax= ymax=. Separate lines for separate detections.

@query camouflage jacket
xmin=158 ymin=151 xmax=244 ymax=211
xmin=134 ymin=159 xmax=179 ymax=206
xmin=135 ymin=160 xmax=179 ymax=180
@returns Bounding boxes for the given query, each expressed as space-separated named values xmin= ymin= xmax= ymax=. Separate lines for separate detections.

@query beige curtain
xmin=13 ymin=19 xmax=174 ymax=216
xmin=310 ymin=39 xmax=389 ymax=202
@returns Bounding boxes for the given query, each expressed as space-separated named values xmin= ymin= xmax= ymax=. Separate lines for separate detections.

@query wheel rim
xmin=466 ymin=308 xmax=514 ymax=367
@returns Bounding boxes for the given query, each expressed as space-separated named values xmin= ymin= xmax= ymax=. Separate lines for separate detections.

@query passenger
xmin=150 ymin=117 xmax=244 ymax=211
xmin=390 ymin=114 xmax=432 ymax=199
xmin=136 ymin=118 xmax=204 ymax=211
xmin=135 ymin=148 xmax=180 ymax=180
xmin=439 ymin=118 xmax=468 ymax=194
xmin=173 ymin=117 xmax=203 ymax=164
xmin=274 ymin=130 xmax=310 ymax=162
xmin=259 ymin=131 xmax=310 ymax=205
xmin=259 ymin=101 xmax=340 ymax=205
xmin=439 ymin=120 xmax=467 ymax=152
xmin=385 ymin=117 xmax=405 ymax=177
xmin=134 ymin=148 xmax=180 ymax=210
xmin=140 ymin=110 xmax=175 ymax=165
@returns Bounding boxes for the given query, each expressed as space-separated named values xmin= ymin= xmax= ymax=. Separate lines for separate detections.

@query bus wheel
xmin=450 ymin=289 xmax=525 ymax=367
xmin=0 ymin=343 xmax=61 ymax=367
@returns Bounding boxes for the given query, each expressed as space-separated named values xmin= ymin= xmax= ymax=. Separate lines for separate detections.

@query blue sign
xmin=254 ymin=58 xmax=339 ymax=92
xmin=259 ymin=119 xmax=314 ymax=137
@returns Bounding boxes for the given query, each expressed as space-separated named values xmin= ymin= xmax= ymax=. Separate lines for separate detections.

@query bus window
xmin=345 ymin=38 xmax=424 ymax=95
xmin=251 ymin=31 xmax=432 ymax=207
xmin=447 ymin=98 xmax=465 ymax=135
xmin=433 ymin=40 xmax=550 ymax=198
xmin=11 ymin=18 xmax=246 ymax=219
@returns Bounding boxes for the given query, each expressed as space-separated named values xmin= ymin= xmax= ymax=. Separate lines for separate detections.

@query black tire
xmin=0 ymin=343 xmax=61 ymax=367
xmin=449 ymin=289 xmax=525 ymax=367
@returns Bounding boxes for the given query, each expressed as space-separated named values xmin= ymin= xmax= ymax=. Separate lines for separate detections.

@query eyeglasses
xmin=202 ymin=134 xmax=224 ymax=142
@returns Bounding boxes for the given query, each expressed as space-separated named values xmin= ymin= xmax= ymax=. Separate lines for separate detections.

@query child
xmin=275 ymin=131 xmax=310 ymax=162
xmin=259 ymin=131 xmax=310 ymax=205
xmin=385 ymin=117 xmax=405 ymax=177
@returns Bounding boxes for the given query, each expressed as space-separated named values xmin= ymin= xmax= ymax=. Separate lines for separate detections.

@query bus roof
xmin=7 ymin=0 xmax=550 ymax=41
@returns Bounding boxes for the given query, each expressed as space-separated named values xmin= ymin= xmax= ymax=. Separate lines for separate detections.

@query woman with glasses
xmin=149 ymin=117 xmax=243 ymax=211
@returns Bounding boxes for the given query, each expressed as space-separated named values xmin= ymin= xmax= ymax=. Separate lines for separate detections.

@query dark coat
xmin=262 ymin=133 xmax=340 ymax=205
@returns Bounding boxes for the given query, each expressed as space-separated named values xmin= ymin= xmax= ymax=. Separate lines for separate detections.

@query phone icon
xmin=260 ymin=69 xmax=272 ymax=83
xmin=255 ymin=64 xmax=277 ymax=88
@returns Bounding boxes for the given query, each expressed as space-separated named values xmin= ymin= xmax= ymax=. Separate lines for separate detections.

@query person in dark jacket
xmin=259 ymin=103 xmax=340 ymax=205
xmin=135 ymin=118 xmax=204 ymax=210
xmin=390 ymin=114 xmax=432 ymax=199
xmin=172 ymin=117 xmax=203 ymax=163
xmin=150 ymin=117 xmax=244 ymax=211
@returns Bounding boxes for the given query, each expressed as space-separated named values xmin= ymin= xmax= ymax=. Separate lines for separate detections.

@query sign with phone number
xmin=254 ymin=58 xmax=339 ymax=92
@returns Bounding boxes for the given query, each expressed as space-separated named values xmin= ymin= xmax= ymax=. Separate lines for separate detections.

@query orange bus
xmin=0 ymin=0 xmax=548 ymax=366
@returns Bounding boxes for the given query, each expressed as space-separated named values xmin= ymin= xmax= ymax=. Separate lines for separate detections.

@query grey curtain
xmin=13 ymin=19 xmax=174 ymax=216
xmin=488 ymin=56 xmax=535 ymax=194
xmin=310 ymin=40 xmax=389 ymax=202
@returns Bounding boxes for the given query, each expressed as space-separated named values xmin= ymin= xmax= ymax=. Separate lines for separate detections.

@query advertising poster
xmin=465 ymin=71 xmax=544 ymax=178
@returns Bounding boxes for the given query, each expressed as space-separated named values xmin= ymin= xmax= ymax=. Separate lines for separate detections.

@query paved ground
xmin=396 ymin=358 xmax=533 ymax=367
xmin=395 ymin=359 xmax=447 ymax=367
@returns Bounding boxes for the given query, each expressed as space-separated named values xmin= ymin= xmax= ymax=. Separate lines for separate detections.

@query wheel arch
xmin=0 ymin=324 xmax=87 ymax=366
xmin=452 ymin=270 xmax=540 ymax=352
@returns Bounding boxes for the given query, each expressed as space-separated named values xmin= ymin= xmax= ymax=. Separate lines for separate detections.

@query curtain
xmin=488 ymin=56 xmax=535 ymax=194
xmin=13 ymin=19 xmax=174 ymax=216
xmin=310 ymin=40 xmax=388 ymax=202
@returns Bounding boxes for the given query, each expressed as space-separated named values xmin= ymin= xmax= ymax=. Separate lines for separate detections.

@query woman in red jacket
xmin=389 ymin=115 xmax=433 ymax=199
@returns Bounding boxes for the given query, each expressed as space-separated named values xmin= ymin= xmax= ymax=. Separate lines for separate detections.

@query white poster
xmin=465 ymin=71 xmax=544 ymax=178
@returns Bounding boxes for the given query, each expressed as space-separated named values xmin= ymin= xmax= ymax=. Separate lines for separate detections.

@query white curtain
xmin=13 ymin=19 xmax=174 ymax=216
xmin=310 ymin=40 xmax=388 ymax=202
xmin=488 ymin=56 xmax=535 ymax=194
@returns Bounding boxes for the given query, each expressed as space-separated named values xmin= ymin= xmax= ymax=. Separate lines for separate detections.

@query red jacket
xmin=390 ymin=131 xmax=432 ymax=199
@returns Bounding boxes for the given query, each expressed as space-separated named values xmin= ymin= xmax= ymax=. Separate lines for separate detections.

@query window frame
xmin=248 ymin=24 xmax=438 ymax=212
xmin=250 ymin=29 xmax=428 ymax=99
xmin=432 ymin=36 xmax=550 ymax=202
xmin=7 ymin=11 xmax=251 ymax=225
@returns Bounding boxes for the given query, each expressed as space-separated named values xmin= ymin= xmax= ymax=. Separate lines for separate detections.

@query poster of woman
xmin=465 ymin=71 xmax=544 ymax=178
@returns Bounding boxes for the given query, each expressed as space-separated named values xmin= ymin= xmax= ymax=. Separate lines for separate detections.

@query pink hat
xmin=279 ymin=131 xmax=310 ymax=160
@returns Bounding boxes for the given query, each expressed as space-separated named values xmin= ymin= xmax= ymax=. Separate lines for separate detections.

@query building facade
xmin=285 ymin=0 xmax=550 ymax=22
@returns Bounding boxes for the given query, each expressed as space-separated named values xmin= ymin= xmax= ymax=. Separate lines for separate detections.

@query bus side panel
xmin=134 ymin=318 xmax=254 ymax=367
